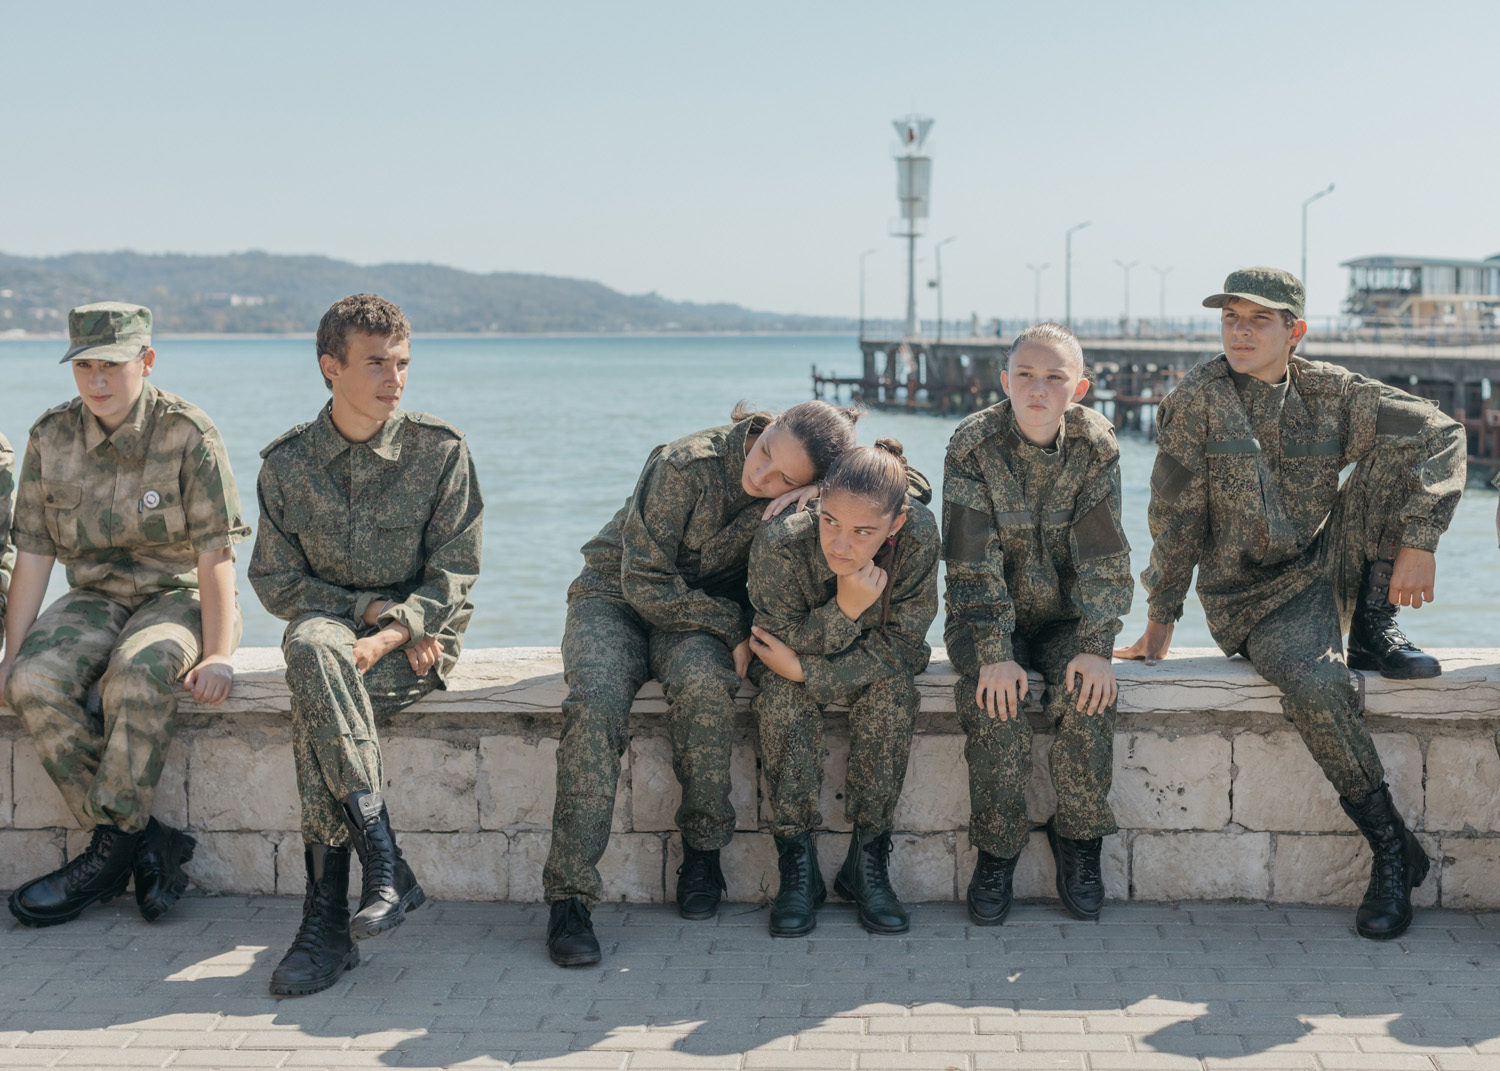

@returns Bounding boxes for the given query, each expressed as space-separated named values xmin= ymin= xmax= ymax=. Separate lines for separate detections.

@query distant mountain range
xmin=0 ymin=251 xmax=850 ymax=335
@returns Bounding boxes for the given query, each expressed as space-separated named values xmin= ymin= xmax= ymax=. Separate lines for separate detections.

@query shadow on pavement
xmin=4 ymin=895 xmax=1500 ymax=1067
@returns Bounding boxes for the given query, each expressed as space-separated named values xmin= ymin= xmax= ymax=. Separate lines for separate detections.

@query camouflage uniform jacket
xmin=749 ymin=478 xmax=939 ymax=706
xmin=1143 ymin=354 xmax=1466 ymax=655
xmin=943 ymin=400 xmax=1132 ymax=666
xmin=249 ymin=403 xmax=483 ymax=684
xmin=568 ymin=416 xmax=772 ymax=651
xmin=0 ymin=431 xmax=14 ymax=619
xmin=11 ymin=382 xmax=249 ymax=606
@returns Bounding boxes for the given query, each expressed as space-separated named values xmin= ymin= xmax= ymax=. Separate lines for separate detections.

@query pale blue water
xmin=2 ymin=335 xmax=1496 ymax=651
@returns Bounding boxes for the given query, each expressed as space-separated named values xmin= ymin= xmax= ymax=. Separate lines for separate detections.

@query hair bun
xmin=874 ymin=436 xmax=905 ymax=459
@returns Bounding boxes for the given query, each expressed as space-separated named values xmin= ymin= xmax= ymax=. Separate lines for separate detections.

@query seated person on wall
xmin=942 ymin=322 xmax=1132 ymax=927
xmin=1117 ymin=268 xmax=1466 ymax=941
xmin=0 ymin=431 xmax=12 ymax=654
xmin=544 ymin=401 xmax=859 ymax=968
xmin=0 ymin=302 xmax=248 ymax=927
xmin=249 ymin=294 xmax=483 ymax=997
xmin=747 ymin=441 xmax=939 ymax=938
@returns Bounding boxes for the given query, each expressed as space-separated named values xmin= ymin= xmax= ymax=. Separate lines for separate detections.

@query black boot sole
xmin=966 ymin=893 xmax=1012 ymax=927
xmin=137 ymin=830 xmax=197 ymax=923
xmin=833 ymin=876 xmax=909 ymax=934
xmin=1047 ymin=825 xmax=1103 ymax=922
xmin=1346 ymin=650 xmax=1442 ymax=680
xmin=269 ymin=946 xmax=360 ymax=996
xmin=350 ymin=883 xmax=426 ymax=943
xmin=7 ymin=879 xmax=131 ymax=928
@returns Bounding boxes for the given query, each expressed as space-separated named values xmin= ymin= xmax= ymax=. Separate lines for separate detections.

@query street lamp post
xmin=1301 ymin=183 xmax=1335 ymax=287
xmin=932 ymin=236 xmax=957 ymax=342
xmin=1026 ymin=263 xmax=1049 ymax=323
xmin=1151 ymin=265 xmax=1174 ymax=334
xmin=1114 ymin=259 xmax=1140 ymax=328
xmin=1065 ymin=221 xmax=1091 ymax=329
xmin=858 ymin=248 xmax=878 ymax=339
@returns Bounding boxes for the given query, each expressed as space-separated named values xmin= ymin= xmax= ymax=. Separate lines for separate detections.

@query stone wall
xmin=3 ymin=647 xmax=1499 ymax=909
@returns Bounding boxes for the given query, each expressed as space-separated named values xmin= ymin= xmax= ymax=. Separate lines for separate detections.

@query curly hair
xmin=315 ymin=293 xmax=411 ymax=390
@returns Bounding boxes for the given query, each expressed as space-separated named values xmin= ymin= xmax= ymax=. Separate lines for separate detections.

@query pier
xmin=812 ymin=330 xmax=1500 ymax=473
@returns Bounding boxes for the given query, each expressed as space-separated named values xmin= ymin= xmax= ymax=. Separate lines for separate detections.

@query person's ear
xmin=140 ymin=348 xmax=156 ymax=376
xmin=1072 ymin=377 xmax=1090 ymax=402
xmin=888 ymin=511 xmax=908 ymax=538
xmin=1000 ymin=370 xmax=1010 ymax=397
xmin=319 ymin=353 xmax=343 ymax=383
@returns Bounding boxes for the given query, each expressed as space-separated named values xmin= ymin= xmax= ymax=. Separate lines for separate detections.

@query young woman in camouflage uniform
xmin=747 ymin=440 xmax=939 ymax=937
xmin=943 ymin=323 xmax=1133 ymax=926
xmin=1 ymin=302 xmax=248 ymax=928
xmin=545 ymin=401 xmax=859 ymax=967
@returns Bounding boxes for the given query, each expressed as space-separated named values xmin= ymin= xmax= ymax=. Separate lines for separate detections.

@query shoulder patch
xmin=1063 ymin=404 xmax=1120 ymax=462
xmin=260 ymin=422 xmax=313 ymax=459
xmin=1289 ymin=357 xmax=1349 ymax=395
xmin=662 ymin=424 xmax=730 ymax=468
xmin=764 ymin=506 xmax=817 ymax=549
xmin=946 ymin=402 xmax=1010 ymax=461
xmin=405 ymin=411 xmax=466 ymax=439
xmin=30 ymin=399 xmax=78 ymax=430
xmin=158 ymin=394 xmax=219 ymax=435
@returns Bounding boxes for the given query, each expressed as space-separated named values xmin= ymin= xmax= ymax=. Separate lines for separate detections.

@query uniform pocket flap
xmin=40 ymin=481 xmax=82 ymax=509
xmin=378 ymin=498 xmax=430 ymax=529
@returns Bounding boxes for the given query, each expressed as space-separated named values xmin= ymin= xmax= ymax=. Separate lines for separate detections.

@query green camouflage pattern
xmin=747 ymin=497 xmax=939 ymax=837
xmin=249 ymin=403 xmax=484 ymax=684
xmin=62 ymin=301 xmax=153 ymax=363
xmin=942 ymin=400 xmax=1133 ymax=668
xmin=544 ymin=593 xmax=741 ymax=909
xmin=1142 ymin=355 xmax=1466 ymax=655
xmin=0 ymin=431 xmax=14 ymax=629
xmin=11 ymin=382 xmax=250 ymax=608
xmin=1242 ymin=580 xmax=1384 ymax=799
xmin=567 ymin=417 xmax=769 ymax=651
xmin=1201 ymin=266 xmax=1307 ymax=319
xmin=283 ymin=613 xmax=438 ymax=845
xmin=3 ymin=587 xmax=233 ymax=833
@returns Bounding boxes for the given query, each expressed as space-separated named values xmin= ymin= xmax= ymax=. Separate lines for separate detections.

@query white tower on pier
xmin=892 ymin=115 xmax=934 ymax=339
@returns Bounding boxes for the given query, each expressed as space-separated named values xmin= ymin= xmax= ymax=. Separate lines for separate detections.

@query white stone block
xmin=813 ymin=831 xmax=850 ymax=892
xmin=0 ymin=829 xmax=64 ymax=888
xmin=1118 ymin=652 xmax=1287 ymax=715
xmin=722 ymin=831 xmax=777 ymax=904
xmin=188 ymin=737 xmax=299 ymax=832
xmin=1425 ymin=735 xmax=1500 ymax=833
xmin=479 ymin=735 xmax=628 ymax=834
xmin=1232 ymin=732 xmax=1344 ymax=832
xmin=11 ymin=739 xmax=80 ymax=829
xmin=600 ymin=833 xmax=668 ymax=903
xmin=381 ymin=737 xmax=478 ymax=832
xmin=730 ymin=739 xmax=758 ymax=832
xmin=1439 ymin=837 xmax=1500 ymax=910
xmin=149 ymin=745 xmax=189 ymax=829
xmin=400 ymin=831 xmax=507 ymax=901
xmin=993 ymin=830 xmax=1127 ymax=903
xmin=1272 ymin=832 xmax=1438 ymax=909
xmin=893 ymin=734 xmax=968 ymax=832
xmin=890 ymin=832 xmax=956 ymax=903
xmin=1132 ymin=831 xmax=1271 ymax=901
xmin=508 ymin=831 xmax=548 ymax=902
xmin=185 ymin=831 xmax=277 ymax=894
xmin=0 ymin=738 xmax=12 ymax=825
xmin=1110 ymin=731 xmax=1230 ymax=830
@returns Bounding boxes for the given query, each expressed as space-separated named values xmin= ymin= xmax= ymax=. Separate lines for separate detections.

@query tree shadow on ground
xmin=5 ymin=896 xmax=1500 ymax=1067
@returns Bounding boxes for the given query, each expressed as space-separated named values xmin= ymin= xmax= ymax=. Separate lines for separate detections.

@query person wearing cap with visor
xmin=1 ymin=302 xmax=249 ymax=927
xmin=1118 ymin=268 xmax=1465 ymax=940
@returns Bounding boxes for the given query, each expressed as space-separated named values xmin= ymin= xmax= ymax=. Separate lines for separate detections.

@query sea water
xmin=2 ymin=335 xmax=1496 ymax=652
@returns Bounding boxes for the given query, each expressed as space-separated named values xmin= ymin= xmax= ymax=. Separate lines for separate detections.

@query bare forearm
xmin=196 ymin=548 xmax=238 ymax=660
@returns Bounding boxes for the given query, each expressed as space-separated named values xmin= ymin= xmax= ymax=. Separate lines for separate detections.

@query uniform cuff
xmin=381 ymin=601 xmax=426 ymax=645
xmin=353 ymin=592 xmax=387 ymax=625
xmin=1147 ymin=603 xmax=1183 ymax=625
xmin=976 ymin=631 xmax=1014 ymax=666
xmin=1400 ymin=523 xmax=1442 ymax=554
xmin=1075 ymin=629 xmax=1117 ymax=660
xmin=811 ymin=599 xmax=862 ymax=654
xmin=11 ymin=530 xmax=56 ymax=557
xmin=799 ymin=654 xmax=844 ymax=706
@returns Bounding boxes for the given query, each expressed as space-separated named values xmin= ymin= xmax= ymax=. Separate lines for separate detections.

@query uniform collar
xmin=1001 ymin=401 xmax=1064 ymax=462
xmin=83 ymin=380 xmax=156 ymax=459
xmin=309 ymin=402 xmax=406 ymax=464
xmin=1227 ymin=366 xmax=1290 ymax=407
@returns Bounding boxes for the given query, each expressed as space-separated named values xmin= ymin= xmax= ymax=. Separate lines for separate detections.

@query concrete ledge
xmin=3 ymin=647 xmax=1499 ymax=908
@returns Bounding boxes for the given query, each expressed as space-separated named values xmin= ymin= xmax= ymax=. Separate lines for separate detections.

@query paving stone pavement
xmin=3 ymin=896 xmax=1500 ymax=1070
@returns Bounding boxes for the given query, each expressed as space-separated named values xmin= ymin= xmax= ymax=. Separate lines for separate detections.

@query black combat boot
xmin=769 ymin=832 xmax=826 ymax=937
xmin=547 ymin=897 xmax=602 ymax=967
xmin=1340 ymin=783 xmax=1430 ymax=940
xmin=8 ymin=824 xmax=141 ymax=927
xmin=1346 ymin=560 xmax=1441 ymax=680
xmin=338 ymin=790 xmax=425 ymax=941
xmin=133 ymin=817 xmax=197 ymax=923
xmin=966 ymin=850 xmax=1018 ymax=926
xmin=1046 ymin=818 xmax=1105 ymax=921
xmin=675 ymin=843 xmax=726 ymax=920
xmin=269 ymin=845 xmax=359 ymax=996
xmin=834 ymin=828 xmax=908 ymax=934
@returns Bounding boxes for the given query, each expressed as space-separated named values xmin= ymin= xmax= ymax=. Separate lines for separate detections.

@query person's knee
xmin=1279 ymin=659 xmax=1357 ymax=715
xmin=3 ymin=654 xmax=53 ymax=709
xmin=665 ymin=655 xmax=739 ymax=708
xmin=283 ymin=628 xmax=351 ymax=686
xmin=862 ymin=673 xmax=917 ymax=712
xmin=99 ymin=656 xmax=174 ymax=709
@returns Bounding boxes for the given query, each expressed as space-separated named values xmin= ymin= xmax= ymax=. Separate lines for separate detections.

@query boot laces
xmin=1070 ymin=839 xmax=1104 ymax=885
xmin=677 ymin=847 xmax=719 ymax=887
xmin=552 ymin=897 xmax=593 ymax=939
xmin=59 ymin=826 xmax=124 ymax=886
xmin=777 ymin=843 xmax=811 ymax=886
xmin=289 ymin=882 xmax=344 ymax=955
xmin=971 ymin=854 xmax=1012 ymax=893
xmin=862 ymin=834 xmax=894 ymax=885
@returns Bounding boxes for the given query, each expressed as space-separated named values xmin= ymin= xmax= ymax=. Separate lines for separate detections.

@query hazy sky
xmin=4 ymin=1 xmax=1496 ymax=322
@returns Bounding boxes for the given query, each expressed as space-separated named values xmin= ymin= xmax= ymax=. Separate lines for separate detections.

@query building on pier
xmin=1343 ymin=254 xmax=1500 ymax=330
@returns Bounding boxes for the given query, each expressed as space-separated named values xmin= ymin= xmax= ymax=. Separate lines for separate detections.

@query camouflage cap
xmin=1201 ymin=267 xmax=1305 ymax=320
xmin=61 ymin=302 xmax=153 ymax=363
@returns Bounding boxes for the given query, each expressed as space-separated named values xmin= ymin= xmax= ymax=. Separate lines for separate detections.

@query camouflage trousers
xmin=544 ymin=594 xmax=740 ymax=909
xmin=283 ymin=613 xmax=438 ymax=846
xmin=4 ymin=587 xmax=236 ymax=834
xmin=1242 ymin=581 xmax=1384 ymax=800
xmin=949 ymin=619 xmax=1117 ymax=860
xmin=753 ymin=669 xmax=918 ymax=839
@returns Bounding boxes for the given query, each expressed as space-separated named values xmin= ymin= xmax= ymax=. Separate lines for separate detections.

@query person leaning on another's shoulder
xmin=249 ymin=293 xmax=483 ymax=998
xmin=1 ymin=302 xmax=250 ymax=930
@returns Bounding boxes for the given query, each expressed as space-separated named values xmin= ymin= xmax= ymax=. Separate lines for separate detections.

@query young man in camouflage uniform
xmin=1118 ymin=268 xmax=1465 ymax=940
xmin=1 ymin=302 xmax=248 ymax=927
xmin=943 ymin=323 xmax=1132 ymax=926
xmin=250 ymin=293 xmax=483 ymax=996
